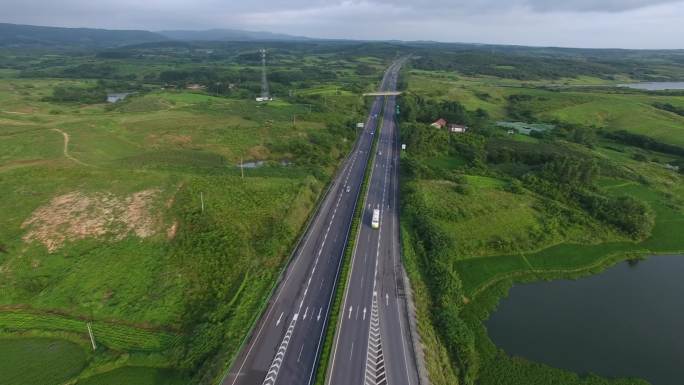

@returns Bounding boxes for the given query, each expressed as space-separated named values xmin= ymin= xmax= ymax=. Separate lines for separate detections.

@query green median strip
xmin=314 ymin=96 xmax=387 ymax=385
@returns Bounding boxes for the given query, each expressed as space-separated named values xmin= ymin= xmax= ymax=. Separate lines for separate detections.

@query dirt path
xmin=51 ymin=128 xmax=91 ymax=166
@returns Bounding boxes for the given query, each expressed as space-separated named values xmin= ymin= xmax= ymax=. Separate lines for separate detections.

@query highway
xmin=221 ymin=60 xmax=405 ymax=385
xmin=326 ymin=58 xmax=420 ymax=385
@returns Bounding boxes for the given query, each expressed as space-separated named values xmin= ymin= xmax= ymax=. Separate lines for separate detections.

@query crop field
xmin=76 ymin=367 xmax=189 ymax=385
xmin=0 ymin=42 xmax=388 ymax=384
xmin=0 ymin=311 xmax=180 ymax=351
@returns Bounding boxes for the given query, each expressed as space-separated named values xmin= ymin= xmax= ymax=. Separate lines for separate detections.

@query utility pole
xmin=260 ymin=49 xmax=270 ymax=100
xmin=86 ymin=322 xmax=97 ymax=351
xmin=200 ymin=192 xmax=204 ymax=213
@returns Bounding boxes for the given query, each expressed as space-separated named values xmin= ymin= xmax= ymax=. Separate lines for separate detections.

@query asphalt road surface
xmin=326 ymin=58 xmax=419 ymax=385
xmin=222 ymin=60 xmax=406 ymax=385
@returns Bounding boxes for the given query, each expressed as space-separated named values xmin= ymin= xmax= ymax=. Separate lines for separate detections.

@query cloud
xmin=523 ymin=0 xmax=682 ymax=12
xmin=1 ymin=0 xmax=684 ymax=48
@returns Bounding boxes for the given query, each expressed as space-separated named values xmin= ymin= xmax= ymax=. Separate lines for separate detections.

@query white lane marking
xmin=303 ymin=307 xmax=309 ymax=320
xmin=317 ymin=308 xmax=322 ymax=321
xmin=363 ymin=307 xmax=367 ymax=320
xmin=297 ymin=344 xmax=305 ymax=363
xmin=385 ymin=294 xmax=389 ymax=307
xmin=276 ymin=312 xmax=284 ymax=327
xmin=350 ymin=341 xmax=355 ymax=361
xmin=348 ymin=306 xmax=353 ymax=319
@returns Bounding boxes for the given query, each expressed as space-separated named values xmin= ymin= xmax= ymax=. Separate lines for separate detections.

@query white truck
xmin=371 ymin=208 xmax=380 ymax=229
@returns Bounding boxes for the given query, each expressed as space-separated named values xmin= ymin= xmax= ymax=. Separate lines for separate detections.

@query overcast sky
xmin=3 ymin=0 xmax=684 ymax=49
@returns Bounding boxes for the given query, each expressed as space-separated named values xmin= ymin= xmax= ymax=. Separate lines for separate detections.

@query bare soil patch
xmin=22 ymin=189 xmax=162 ymax=252
xmin=247 ymin=145 xmax=270 ymax=159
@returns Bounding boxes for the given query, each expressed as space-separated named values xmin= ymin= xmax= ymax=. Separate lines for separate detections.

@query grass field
xmin=404 ymin=154 xmax=684 ymax=385
xmin=0 ymin=337 xmax=87 ymax=385
xmin=0 ymin=47 xmax=377 ymax=383
xmin=457 ymin=169 xmax=684 ymax=296
xmin=407 ymin=70 xmax=684 ymax=147
xmin=400 ymin=64 xmax=684 ymax=385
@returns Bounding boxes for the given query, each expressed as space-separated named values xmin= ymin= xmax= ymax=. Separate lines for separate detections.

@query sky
xmin=2 ymin=0 xmax=684 ymax=49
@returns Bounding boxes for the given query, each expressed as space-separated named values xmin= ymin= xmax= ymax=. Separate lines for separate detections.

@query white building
xmin=448 ymin=124 xmax=468 ymax=134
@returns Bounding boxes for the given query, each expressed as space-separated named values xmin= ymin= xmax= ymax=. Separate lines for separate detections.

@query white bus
xmin=371 ymin=208 xmax=380 ymax=229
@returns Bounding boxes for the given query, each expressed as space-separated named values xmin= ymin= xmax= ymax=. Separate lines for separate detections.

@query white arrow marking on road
xmin=363 ymin=307 xmax=367 ymax=320
xmin=386 ymin=293 xmax=389 ymax=307
xmin=276 ymin=312 xmax=283 ymax=326
xmin=348 ymin=306 xmax=353 ymax=319
xmin=303 ymin=307 xmax=309 ymax=320
xmin=317 ymin=308 xmax=322 ymax=321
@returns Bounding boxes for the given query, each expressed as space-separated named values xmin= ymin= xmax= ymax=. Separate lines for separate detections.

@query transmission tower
xmin=260 ymin=49 xmax=270 ymax=100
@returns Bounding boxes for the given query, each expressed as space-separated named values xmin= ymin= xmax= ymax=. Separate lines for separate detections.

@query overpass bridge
xmin=362 ymin=91 xmax=403 ymax=96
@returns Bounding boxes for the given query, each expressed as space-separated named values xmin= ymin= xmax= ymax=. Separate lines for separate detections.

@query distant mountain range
xmin=158 ymin=29 xmax=312 ymax=42
xmin=0 ymin=23 xmax=166 ymax=47
xmin=0 ymin=23 xmax=313 ymax=48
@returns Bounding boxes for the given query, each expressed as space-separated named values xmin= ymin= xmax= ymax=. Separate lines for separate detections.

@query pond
xmin=486 ymin=255 xmax=684 ymax=385
xmin=618 ymin=82 xmax=684 ymax=91
xmin=237 ymin=160 xmax=292 ymax=169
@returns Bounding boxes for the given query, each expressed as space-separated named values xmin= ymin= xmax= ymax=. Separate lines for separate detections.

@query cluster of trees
xmin=576 ymin=193 xmax=654 ymax=239
xmin=605 ymin=130 xmax=684 ymax=158
xmin=47 ymin=84 xmax=106 ymax=103
xmin=401 ymin=187 xmax=479 ymax=384
xmin=554 ymin=123 xmax=598 ymax=147
xmin=486 ymin=139 xmax=654 ymax=239
xmin=505 ymin=94 xmax=537 ymax=122
xmin=399 ymin=94 xmax=488 ymax=128
xmin=61 ymin=63 xmax=131 ymax=79
xmin=540 ymin=157 xmax=599 ymax=186
xmin=407 ymin=44 xmax=684 ymax=81
xmin=523 ymin=168 xmax=653 ymax=239
xmin=411 ymin=50 xmax=618 ymax=81
xmin=399 ymin=94 xmax=656 ymax=243
xmin=653 ymin=102 xmax=684 ymax=117
xmin=486 ymin=139 xmax=563 ymax=166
